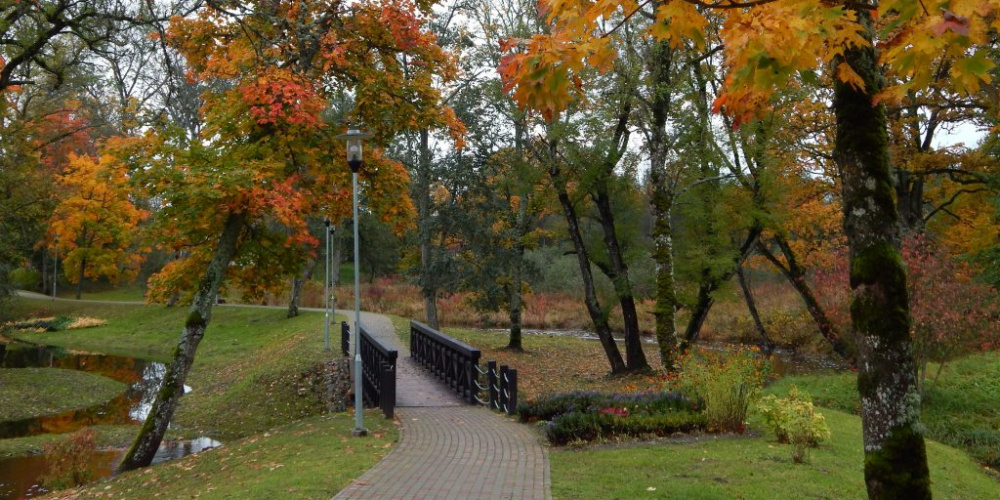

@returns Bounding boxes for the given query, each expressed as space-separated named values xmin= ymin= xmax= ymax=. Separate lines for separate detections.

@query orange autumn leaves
xmin=48 ymin=154 xmax=148 ymax=287
xmin=499 ymin=0 xmax=999 ymax=124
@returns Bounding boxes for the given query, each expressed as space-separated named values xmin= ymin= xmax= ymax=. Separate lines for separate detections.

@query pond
xmin=0 ymin=342 xmax=220 ymax=499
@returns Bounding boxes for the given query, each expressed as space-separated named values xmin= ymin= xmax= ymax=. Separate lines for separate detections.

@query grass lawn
xmin=768 ymin=351 xmax=1000 ymax=469
xmin=4 ymin=297 xmax=346 ymax=443
xmin=45 ymin=411 xmax=398 ymax=500
xmin=550 ymin=407 xmax=999 ymax=499
xmin=0 ymin=368 xmax=124 ymax=421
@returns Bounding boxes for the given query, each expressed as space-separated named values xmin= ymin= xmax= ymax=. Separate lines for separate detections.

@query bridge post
xmin=506 ymin=369 xmax=518 ymax=416
xmin=487 ymin=360 xmax=498 ymax=410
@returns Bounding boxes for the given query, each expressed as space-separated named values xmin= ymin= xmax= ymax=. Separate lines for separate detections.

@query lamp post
xmin=335 ymin=125 xmax=372 ymax=437
xmin=324 ymin=217 xmax=331 ymax=351
xmin=52 ymin=237 xmax=58 ymax=300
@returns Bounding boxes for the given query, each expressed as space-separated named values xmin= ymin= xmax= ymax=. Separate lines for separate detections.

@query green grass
xmin=46 ymin=411 xmax=398 ymax=500
xmin=551 ymin=407 xmax=1000 ymax=499
xmin=0 ymin=368 xmax=125 ymax=421
xmin=767 ymin=351 xmax=1000 ymax=468
xmin=0 ymin=425 xmax=138 ymax=459
xmin=5 ymin=297 xmax=345 ymax=441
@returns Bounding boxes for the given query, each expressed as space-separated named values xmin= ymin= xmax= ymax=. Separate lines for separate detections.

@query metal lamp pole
xmin=336 ymin=126 xmax=372 ymax=437
xmin=52 ymin=238 xmax=58 ymax=300
xmin=324 ymin=217 xmax=331 ymax=351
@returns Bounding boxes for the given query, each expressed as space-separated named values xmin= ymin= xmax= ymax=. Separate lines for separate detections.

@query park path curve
xmin=334 ymin=312 xmax=551 ymax=500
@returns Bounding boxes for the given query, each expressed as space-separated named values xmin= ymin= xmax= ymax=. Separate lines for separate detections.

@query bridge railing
xmin=353 ymin=322 xmax=397 ymax=419
xmin=409 ymin=320 xmax=518 ymax=415
xmin=410 ymin=320 xmax=481 ymax=404
xmin=474 ymin=361 xmax=518 ymax=416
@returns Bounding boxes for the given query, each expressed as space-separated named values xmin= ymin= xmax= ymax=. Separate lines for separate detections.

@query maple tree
xmin=47 ymin=153 xmax=148 ymax=299
xmin=499 ymin=0 xmax=999 ymax=496
xmin=114 ymin=0 xmax=461 ymax=472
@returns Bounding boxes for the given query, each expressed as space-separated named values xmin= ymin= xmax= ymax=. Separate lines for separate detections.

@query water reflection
xmin=0 ymin=342 xmax=219 ymax=499
xmin=0 ymin=437 xmax=221 ymax=500
xmin=0 ymin=343 xmax=168 ymax=439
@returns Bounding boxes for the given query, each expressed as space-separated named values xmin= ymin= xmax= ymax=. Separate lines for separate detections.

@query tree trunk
xmin=548 ymin=144 xmax=626 ymax=374
xmin=736 ymin=265 xmax=773 ymax=353
xmin=75 ymin=257 xmax=85 ymax=300
xmin=680 ymin=227 xmax=761 ymax=350
xmin=417 ymin=129 xmax=440 ymax=329
xmin=118 ymin=212 xmax=246 ymax=472
xmin=833 ymin=7 xmax=930 ymax=497
xmin=594 ymin=186 xmax=648 ymax=371
xmin=756 ymin=237 xmax=854 ymax=362
xmin=895 ymin=168 xmax=925 ymax=232
xmin=507 ymin=204 xmax=526 ymax=352
xmin=286 ymin=258 xmax=316 ymax=318
xmin=647 ymin=36 xmax=680 ymax=371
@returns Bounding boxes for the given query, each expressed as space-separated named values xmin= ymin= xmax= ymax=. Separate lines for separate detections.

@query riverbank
xmin=0 ymin=296 xmax=354 ymax=497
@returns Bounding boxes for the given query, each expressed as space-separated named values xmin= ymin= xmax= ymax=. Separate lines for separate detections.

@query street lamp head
xmin=324 ymin=217 xmax=330 ymax=227
xmin=334 ymin=126 xmax=373 ymax=174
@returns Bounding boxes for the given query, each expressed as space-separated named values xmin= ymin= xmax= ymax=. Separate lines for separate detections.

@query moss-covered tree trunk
xmin=833 ymin=7 xmax=930 ymax=498
xmin=118 ymin=211 xmax=246 ymax=472
xmin=647 ymin=34 xmax=680 ymax=371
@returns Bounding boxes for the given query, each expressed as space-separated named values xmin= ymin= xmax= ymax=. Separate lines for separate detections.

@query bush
xmin=544 ymin=409 xmax=708 ymax=445
xmin=675 ymin=346 xmax=771 ymax=433
xmin=758 ymin=386 xmax=831 ymax=463
xmin=517 ymin=390 xmax=697 ymax=423
xmin=518 ymin=390 xmax=707 ymax=445
xmin=40 ymin=428 xmax=97 ymax=490
xmin=10 ymin=266 xmax=41 ymax=289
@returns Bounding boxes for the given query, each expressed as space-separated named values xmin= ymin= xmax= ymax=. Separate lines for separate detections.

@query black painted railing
xmin=341 ymin=321 xmax=350 ymax=357
xmin=410 ymin=320 xmax=481 ymax=404
xmin=357 ymin=323 xmax=397 ymax=419
xmin=474 ymin=361 xmax=518 ymax=416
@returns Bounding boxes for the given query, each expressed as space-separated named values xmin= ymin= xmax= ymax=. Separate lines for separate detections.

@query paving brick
xmin=334 ymin=313 xmax=551 ymax=500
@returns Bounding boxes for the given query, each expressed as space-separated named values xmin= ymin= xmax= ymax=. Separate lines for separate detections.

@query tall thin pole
xmin=52 ymin=247 xmax=57 ymax=300
xmin=352 ymin=170 xmax=366 ymax=436
xmin=324 ymin=219 xmax=331 ymax=351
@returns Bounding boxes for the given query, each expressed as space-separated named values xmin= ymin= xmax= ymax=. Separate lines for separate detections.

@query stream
xmin=0 ymin=342 xmax=221 ymax=499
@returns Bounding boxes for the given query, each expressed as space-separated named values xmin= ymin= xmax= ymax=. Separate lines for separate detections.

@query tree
xmin=47 ymin=153 xmax=147 ymax=298
xmin=115 ymin=0 xmax=460 ymax=472
xmin=498 ymin=0 xmax=998 ymax=496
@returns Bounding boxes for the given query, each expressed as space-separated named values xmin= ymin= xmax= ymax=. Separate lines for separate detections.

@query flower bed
xmin=517 ymin=391 xmax=706 ymax=445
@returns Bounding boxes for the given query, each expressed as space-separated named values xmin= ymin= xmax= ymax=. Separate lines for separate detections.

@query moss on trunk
xmin=832 ymin=6 xmax=930 ymax=498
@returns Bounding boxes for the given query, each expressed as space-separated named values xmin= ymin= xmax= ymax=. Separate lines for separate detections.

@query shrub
xmin=544 ymin=409 xmax=708 ymax=445
xmin=518 ymin=390 xmax=707 ymax=445
xmin=675 ymin=346 xmax=771 ymax=433
xmin=517 ymin=390 xmax=696 ymax=423
xmin=10 ymin=266 xmax=41 ymax=289
xmin=758 ymin=386 xmax=831 ymax=463
xmin=39 ymin=428 xmax=97 ymax=490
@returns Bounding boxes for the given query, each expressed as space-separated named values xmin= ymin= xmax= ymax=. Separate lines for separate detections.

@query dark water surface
xmin=0 ymin=342 xmax=219 ymax=499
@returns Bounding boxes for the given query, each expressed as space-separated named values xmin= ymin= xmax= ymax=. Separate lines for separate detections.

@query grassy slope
xmin=768 ymin=351 xmax=1000 ymax=468
xmin=551 ymin=408 xmax=998 ymax=499
xmin=0 ymin=368 xmax=125 ymax=421
xmin=46 ymin=412 xmax=397 ymax=500
xmin=5 ymin=297 xmax=345 ymax=442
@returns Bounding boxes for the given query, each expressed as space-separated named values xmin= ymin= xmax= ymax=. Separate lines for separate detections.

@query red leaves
xmin=931 ymin=9 xmax=970 ymax=36
xmin=237 ymin=69 xmax=326 ymax=129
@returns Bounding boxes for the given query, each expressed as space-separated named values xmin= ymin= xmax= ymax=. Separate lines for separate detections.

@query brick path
xmin=333 ymin=312 xmax=551 ymax=500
